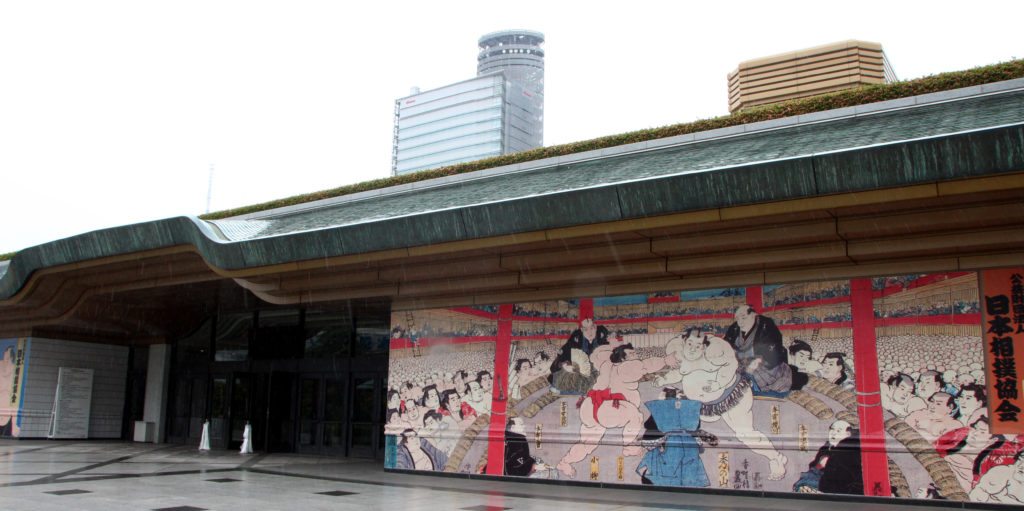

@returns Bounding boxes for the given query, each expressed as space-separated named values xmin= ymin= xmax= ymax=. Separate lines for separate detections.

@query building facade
xmin=2 ymin=77 xmax=1024 ymax=507
xmin=728 ymin=40 xmax=897 ymax=113
xmin=392 ymin=30 xmax=544 ymax=176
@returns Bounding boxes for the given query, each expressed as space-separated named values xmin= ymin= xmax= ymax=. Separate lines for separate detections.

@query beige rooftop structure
xmin=728 ymin=40 xmax=896 ymax=113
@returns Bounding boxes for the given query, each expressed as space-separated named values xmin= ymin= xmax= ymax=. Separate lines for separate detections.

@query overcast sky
xmin=1 ymin=1 xmax=1021 ymax=254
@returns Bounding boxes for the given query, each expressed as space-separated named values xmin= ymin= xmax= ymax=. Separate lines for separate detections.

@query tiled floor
xmin=0 ymin=440 xmax=948 ymax=511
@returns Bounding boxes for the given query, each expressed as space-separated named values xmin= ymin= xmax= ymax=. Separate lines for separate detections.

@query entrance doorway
xmin=349 ymin=373 xmax=385 ymax=459
xmin=295 ymin=375 xmax=347 ymax=455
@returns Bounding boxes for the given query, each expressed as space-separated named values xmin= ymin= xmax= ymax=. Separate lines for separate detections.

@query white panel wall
xmin=18 ymin=338 xmax=129 ymax=438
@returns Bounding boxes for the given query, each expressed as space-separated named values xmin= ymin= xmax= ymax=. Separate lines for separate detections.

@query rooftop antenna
xmin=205 ymin=164 xmax=215 ymax=214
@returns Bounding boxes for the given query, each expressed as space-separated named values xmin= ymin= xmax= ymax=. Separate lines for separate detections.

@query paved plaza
xmin=0 ymin=440 xmax=951 ymax=511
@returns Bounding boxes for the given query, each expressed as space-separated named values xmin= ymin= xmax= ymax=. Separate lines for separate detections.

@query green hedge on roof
xmin=198 ymin=58 xmax=1024 ymax=221
xmin=0 ymin=58 xmax=1022 ymax=263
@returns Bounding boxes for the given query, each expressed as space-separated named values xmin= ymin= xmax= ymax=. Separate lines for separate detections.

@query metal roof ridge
xmin=229 ymin=77 xmax=1024 ymax=222
xmin=227 ymin=120 xmax=1024 ymax=242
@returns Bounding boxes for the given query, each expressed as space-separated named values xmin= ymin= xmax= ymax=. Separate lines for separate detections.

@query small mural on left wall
xmin=0 ymin=338 xmax=29 ymax=437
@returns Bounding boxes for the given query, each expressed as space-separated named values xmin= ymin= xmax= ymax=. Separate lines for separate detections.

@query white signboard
xmin=47 ymin=367 xmax=93 ymax=439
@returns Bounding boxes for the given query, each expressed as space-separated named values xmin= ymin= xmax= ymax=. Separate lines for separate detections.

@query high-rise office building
xmin=392 ymin=30 xmax=544 ymax=176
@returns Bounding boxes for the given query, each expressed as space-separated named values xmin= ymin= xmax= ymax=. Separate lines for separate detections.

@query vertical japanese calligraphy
xmin=981 ymin=269 xmax=1024 ymax=434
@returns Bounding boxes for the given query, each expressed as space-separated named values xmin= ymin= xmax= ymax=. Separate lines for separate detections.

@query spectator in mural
xmin=882 ymin=373 xmax=927 ymax=418
xmin=724 ymin=305 xmax=792 ymax=395
xmin=906 ymin=392 xmax=961 ymax=442
xmin=636 ymin=391 xmax=710 ymax=488
xmin=787 ymin=340 xmax=819 ymax=391
xmin=464 ymin=379 xmax=491 ymax=415
xmin=942 ymin=370 xmax=961 ymax=396
xmin=504 ymin=417 xmax=553 ymax=477
xmin=400 ymin=382 xmax=417 ymax=403
xmin=509 ymin=359 xmax=537 ymax=400
xmin=956 ymin=371 xmax=977 ymax=389
xmin=556 ymin=342 xmax=677 ymax=478
xmin=439 ymin=389 xmax=476 ymax=425
xmin=420 ymin=385 xmax=442 ymax=415
xmin=793 ymin=420 xmax=864 ymax=495
xmin=395 ymin=428 xmax=448 ymax=471
xmin=533 ymin=352 xmax=551 ymax=378
xmin=420 ymin=410 xmax=456 ymax=456
xmin=955 ymin=384 xmax=987 ymax=426
xmin=548 ymin=318 xmax=610 ymax=394
xmin=385 ymin=409 xmax=402 ymax=434
xmin=396 ymin=399 xmax=421 ymax=430
xmin=916 ymin=371 xmax=945 ymax=404
xmin=939 ymin=412 xmax=1024 ymax=490
xmin=820 ymin=353 xmax=854 ymax=391
xmin=387 ymin=389 xmax=401 ymax=414
xmin=477 ymin=371 xmax=493 ymax=395
xmin=657 ymin=329 xmax=789 ymax=480
xmin=451 ymin=370 xmax=469 ymax=396
xmin=937 ymin=414 xmax=995 ymax=491
xmin=970 ymin=452 xmax=1024 ymax=504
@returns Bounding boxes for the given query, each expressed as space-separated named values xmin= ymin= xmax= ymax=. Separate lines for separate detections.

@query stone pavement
xmin=0 ymin=440 xmax=950 ymax=511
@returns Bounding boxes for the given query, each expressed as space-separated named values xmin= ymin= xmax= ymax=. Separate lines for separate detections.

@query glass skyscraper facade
xmin=392 ymin=30 xmax=544 ymax=176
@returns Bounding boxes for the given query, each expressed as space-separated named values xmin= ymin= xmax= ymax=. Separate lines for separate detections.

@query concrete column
xmin=143 ymin=344 xmax=172 ymax=443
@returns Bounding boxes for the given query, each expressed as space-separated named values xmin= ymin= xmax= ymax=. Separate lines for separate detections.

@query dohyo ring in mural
xmin=384 ymin=270 xmax=1024 ymax=505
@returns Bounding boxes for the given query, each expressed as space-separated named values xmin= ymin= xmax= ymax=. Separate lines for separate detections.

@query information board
xmin=47 ymin=367 xmax=94 ymax=439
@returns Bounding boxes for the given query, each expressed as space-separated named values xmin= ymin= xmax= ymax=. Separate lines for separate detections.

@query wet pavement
xmin=0 ymin=440 xmax=950 ymax=511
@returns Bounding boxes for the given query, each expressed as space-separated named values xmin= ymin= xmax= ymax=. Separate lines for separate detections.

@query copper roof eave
xmin=2 ymin=174 xmax=1023 ymax=338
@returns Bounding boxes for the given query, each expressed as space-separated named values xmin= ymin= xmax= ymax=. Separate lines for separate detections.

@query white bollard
xmin=199 ymin=420 xmax=211 ymax=452
xmin=240 ymin=422 xmax=253 ymax=454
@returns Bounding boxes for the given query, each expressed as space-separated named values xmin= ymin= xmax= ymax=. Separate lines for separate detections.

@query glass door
xmin=349 ymin=374 xmax=383 ymax=459
xmin=322 ymin=377 xmax=346 ymax=455
xmin=296 ymin=375 xmax=347 ymax=456
xmin=297 ymin=377 xmax=320 ymax=452
xmin=209 ymin=376 xmax=229 ymax=449
xmin=229 ymin=374 xmax=251 ymax=450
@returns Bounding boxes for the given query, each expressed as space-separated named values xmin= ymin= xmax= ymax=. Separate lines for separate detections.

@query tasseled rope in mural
xmin=443 ymin=413 xmax=491 ymax=473
xmin=507 ymin=376 xmax=551 ymax=410
xmin=786 ymin=389 xmax=836 ymax=420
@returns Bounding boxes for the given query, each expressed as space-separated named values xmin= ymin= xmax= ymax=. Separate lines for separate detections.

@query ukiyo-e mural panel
xmin=384 ymin=271 xmax=1024 ymax=505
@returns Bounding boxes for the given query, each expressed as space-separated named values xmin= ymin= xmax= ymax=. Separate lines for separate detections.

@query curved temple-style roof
xmin=2 ymin=79 xmax=1024 ymax=337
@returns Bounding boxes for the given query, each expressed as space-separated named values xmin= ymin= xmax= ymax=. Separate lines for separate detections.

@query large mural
xmin=384 ymin=271 xmax=1024 ymax=505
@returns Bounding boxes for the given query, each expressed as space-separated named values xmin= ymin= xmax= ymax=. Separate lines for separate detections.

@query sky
xmin=1 ymin=1 xmax=1021 ymax=254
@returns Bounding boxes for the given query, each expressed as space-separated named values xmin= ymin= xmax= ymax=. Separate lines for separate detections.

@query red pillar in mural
xmin=485 ymin=303 xmax=514 ymax=475
xmin=745 ymin=286 xmax=763 ymax=312
xmin=578 ymin=297 xmax=594 ymax=321
xmin=850 ymin=278 xmax=892 ymax=496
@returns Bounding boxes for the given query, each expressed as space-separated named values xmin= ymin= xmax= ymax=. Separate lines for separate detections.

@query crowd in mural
xmin=775 ymin=311 xmax=853 ymax=324
xmin=597 ymin=301 xmax=742 ymax=320
xmin=390 ymin=320 xmax=497 ymax=339
xmin=511 ymin=323 xmax=574 ymax=337
xmin=764 ymin=282 xmax=851 ymax=307
xmin=385 ymin=272 xmax=1023 ymax=505
xmin=875 ymin=300 xmax=981 ymax=318
xmin=386 ymin=344 xmax=499 ymax=470
xmin=512 ymin=303 xmax=578 ymax=319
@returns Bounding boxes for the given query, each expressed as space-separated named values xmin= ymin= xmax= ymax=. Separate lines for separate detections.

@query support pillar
xmin=850 ymin=279 xmax=891 ymax=496
xmin=142 ymin=344 xmax=171 ymax=443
